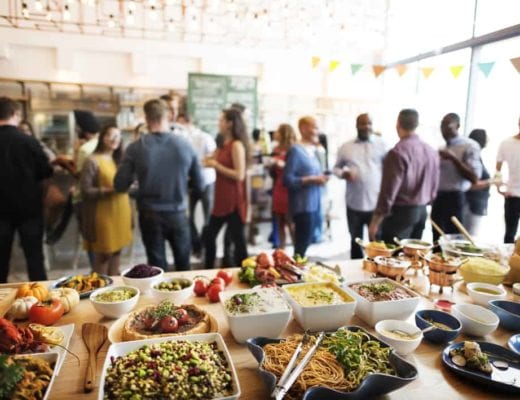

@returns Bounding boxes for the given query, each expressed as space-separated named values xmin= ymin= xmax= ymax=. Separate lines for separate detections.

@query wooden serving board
xmin=0 ymin=288 xmax=17 ymax=317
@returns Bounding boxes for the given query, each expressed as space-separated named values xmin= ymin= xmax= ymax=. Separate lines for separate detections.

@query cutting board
xmin=0 ymin=288 xmax=17 ymax=317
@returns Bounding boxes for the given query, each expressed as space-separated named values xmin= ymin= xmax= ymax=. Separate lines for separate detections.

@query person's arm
xmin=80 ymin=158 xmax=113 ymax=199
xmin=439 ymin=148 xmax=478 ymax=184
xmin=189 ymin=149 xmax=205 ymax=195
xmin=210 ymin=141 xmax=246 ymax=181
xmin=333 ymin=145 xmax=355 ymax=180
xmin=114 ymin=144 xmax=136 ymax=192
xmin=26 ymin=136 xmax=53 ymax=181
xmin=283 ymin=146 xmax=328 ymax=188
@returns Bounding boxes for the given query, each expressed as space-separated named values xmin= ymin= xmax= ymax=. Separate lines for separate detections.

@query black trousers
xmin=380 ymin=205 xmax=427 ymax=243
xmin=0 ymin=215 xmax=47 ymax=283
xmin=204 ymin=210 xmax=248 ymax=268
xmin=293 ymin=211 xmax=318 ymax=258
xmin=346 ymin=207 xmax=373 ymax=259
xmin=431 ymin=191 xmax=465 ymax=242
xmin=504 ymin=196 xmax=520 ymax=243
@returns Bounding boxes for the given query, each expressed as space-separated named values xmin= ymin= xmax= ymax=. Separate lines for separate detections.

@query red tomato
xmin=206 ymin=284 xmax=223 ymax=303
xmin=210 ymin=277 xmax=225 ymax=287
xmin=28 ymin=299 xmax=64 ymax=326
xmin=194 ymin=279 xmax=209 ymax=297
xmin=178 ymin=313 xmax=191 ymax=326
xmin=216 ymin=270 xmax=233 ymax=286
xmin=160 ymin=316 xmax=179 ymax=333
xmin=176 ymin=308 xmax=188 ymax=318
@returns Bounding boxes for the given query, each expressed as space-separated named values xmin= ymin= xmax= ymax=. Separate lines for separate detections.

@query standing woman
xmin=271 ymin=124 xmax=298 ymax=249
xmin=204 ymin=109 xmax=249 ymax=268
xmin=284 ymin=116 xmax=329 ymax=257
xmin=80 ymin=125 xmax=132 ymax=275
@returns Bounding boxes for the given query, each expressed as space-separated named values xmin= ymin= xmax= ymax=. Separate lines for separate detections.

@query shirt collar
xmin=447 ymin=135 xmax=464 ymax=146
xmin=355 ymin=135 xmax=373 ymax=144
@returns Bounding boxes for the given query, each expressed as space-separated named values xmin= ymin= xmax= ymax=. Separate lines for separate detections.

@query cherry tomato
xmin=216 ymin=270 xmax=233 ymax=286
xmin=206 ymin=284 xmax=223 ymax=303
xmin=210 ymin=277 xmax=226 ymax=287
xmin=143 ymin=316 xmax=155 ymax=330
xmin=176 ymin=308 xmax=188 ymax=318
xmin=194 ymin=279 xmax=209 ymax=297
xmin=28 ymin=299 xmax=64 ymax=326
xmin=160 ymin=316 xmax=179 ymax=333
xmin=178 ymin=313 xmax=191 ymax=326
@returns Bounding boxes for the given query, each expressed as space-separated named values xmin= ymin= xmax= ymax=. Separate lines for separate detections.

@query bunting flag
xmin=329 ymin=60 xmax=340 ymax=72
xmin=372 ymin=65 xmax=386 ymax=78
xmin=477 ymin=62 xmax=495 ymax=77
xmin=511 ymin=57 xmax=520 ymax=73
xmin=450 ymin=65 xmax=464 ymax=78
xmin=420 ymin=67 xmax=434 ymax=79
xmin=396 ymin=64 xmax=408 ymax=76
xmin=311 ymin=56 xmax=321 ymax=69
xmin=351 ymin=63 xmax=363 ymax=75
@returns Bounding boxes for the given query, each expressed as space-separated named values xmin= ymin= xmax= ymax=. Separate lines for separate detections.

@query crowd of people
xmin=1 ymin=94 xmax=519 ymax=283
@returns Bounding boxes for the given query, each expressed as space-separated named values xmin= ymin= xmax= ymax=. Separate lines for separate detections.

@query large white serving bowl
xmin=452 ymin=303 xmax=499 ymax=337
xmin=466 ymin=282 xmax=507 ymax=307
xmin=375 ymin=319 xmax=423 ymax=355
xmin=150 ymin=277 xmax=194 ymax=304
xmin=89 ymin=286 xmax=140 ymax=319
xmin=120 ymin=266 xmax=164 ymax=294
xmin=282 ymin=282 xmax=356 ymax=332
xmin=220 ymin=288 xmax=292 ymax=343
xmin=343 ymin=278 xmax=420 ymax=327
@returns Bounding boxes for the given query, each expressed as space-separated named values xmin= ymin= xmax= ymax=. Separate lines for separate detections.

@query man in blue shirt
xmin=334 ymin=114 xmax=387 ymax=258
xmin=114 ymin=99 xmax=204 ymax=271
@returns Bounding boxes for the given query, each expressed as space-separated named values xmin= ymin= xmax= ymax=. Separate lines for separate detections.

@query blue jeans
xmin=189 ymin=183 xmax=215 ymax=254
xmin=138 ymin=209 xmax=191 ymax=271
xmin=293 ymin=212 xmax=317 ymax=258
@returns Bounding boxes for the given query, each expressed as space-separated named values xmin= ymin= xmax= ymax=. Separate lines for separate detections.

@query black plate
xmin=442 ymin=341 xmax=520 ymax=394
xmin=246 ymin=326 xmax=418 ymax=400
xmin=51 ymin=274 xmax=113 ymax=299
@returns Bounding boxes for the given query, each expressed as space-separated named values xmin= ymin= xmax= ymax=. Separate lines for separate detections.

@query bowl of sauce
xmin=466 ymin=282 xmax=507 ymax=307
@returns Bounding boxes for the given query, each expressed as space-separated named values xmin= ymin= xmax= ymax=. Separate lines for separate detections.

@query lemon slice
xmin=29 ymin=324 xmax=64 ymax=345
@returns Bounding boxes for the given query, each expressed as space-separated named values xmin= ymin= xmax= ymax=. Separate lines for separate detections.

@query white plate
xmin=98 ymin=332 xmax=241 ymax=400
xmin=49 ymin=323 xmax=74 ymax=375
xmin=11 ymin=352 xmax=59 ymax=400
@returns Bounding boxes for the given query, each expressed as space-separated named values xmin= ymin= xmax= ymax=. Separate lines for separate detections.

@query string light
xmin=63 ymin=5 xmax=71 ymax=20
xmin=149 ymin=5 xmax=157 ymax=21
xmin=22 ymin=2 xmax=29 ymax=18
xmin=107 ymin=14 xmax=116 ymax=28
xmin=34 ymin=0 xmax=43 ymax=12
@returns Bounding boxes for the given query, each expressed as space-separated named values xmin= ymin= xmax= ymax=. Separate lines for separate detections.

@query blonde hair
xmin=276 ymin=124 xmax=299 ymax=148
xmin=298 ymin=116 xmax=316 ymax=133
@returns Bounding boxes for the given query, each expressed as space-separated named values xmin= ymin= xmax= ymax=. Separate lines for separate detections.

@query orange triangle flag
xmin=510 ymin=57 xmax=520 ymax=73
xmin=311 ymin=56 xmax=321 ymax=69
xmin=396 ymin=64 xmax=408 ymax=76
xmin=372 ymin=65 xmax=385 ymax=78
xmin=450 ymin=65 xmax=464 ymax=78
xmin=329 ymin=60 xmax=340 ymax=72
xmin=421 ymin=67 xmax=434 ymax=79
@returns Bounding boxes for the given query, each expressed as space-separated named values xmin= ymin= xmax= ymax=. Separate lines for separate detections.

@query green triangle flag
xmin=478 ymin=62 xmax=495 ymax=77
xmin=351 ymin=64 xmax=363 ymax=75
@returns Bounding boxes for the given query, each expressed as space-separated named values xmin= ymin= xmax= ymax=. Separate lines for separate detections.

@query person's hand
xmin=275 ymin=159 xmax=285 ymax=168
xmin=203 ymin=157 xmax=218 ymax=168
xmin=439 ymin=149 xmax=456 ymax=161
xmin=315 ymin=175 xmax=329 ymax=185
xmin=101 ymin=187 xmax=114 ymax=195
xmin=368 ymin=221 xmax=379 ymax=241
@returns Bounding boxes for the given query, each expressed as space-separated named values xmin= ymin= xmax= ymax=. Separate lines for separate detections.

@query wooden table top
xmin=2 ymin=260 xmax=519 ymax=400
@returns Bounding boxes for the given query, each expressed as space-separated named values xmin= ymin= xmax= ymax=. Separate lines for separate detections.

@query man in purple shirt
xmin=369 ymin=109 xmax=440 ymax=242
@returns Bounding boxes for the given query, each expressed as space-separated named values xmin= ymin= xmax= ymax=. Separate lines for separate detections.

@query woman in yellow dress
xmin=80 ymin=125 xmax=132 ymax=275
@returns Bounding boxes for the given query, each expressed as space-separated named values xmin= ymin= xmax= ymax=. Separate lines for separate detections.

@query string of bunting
xmin=312 ymin=56 xmax=520 ymax=78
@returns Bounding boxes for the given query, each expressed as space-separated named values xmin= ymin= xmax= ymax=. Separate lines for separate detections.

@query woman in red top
xmin=204 ymin=108 xmax=249 ymax=268
xmin=271 ymin=124 xmax=298 ymax=249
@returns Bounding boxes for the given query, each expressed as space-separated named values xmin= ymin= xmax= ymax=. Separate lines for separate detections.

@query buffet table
xmin=2 ymin=260 xmax=518 ymax=399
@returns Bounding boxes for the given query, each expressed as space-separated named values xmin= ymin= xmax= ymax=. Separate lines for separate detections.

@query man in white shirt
xmin=496 ymin=116 xmax=520 ymax=243
xmin=177 ymin=113 xmax=217 ymax=256
xmin=333 ymin=113 xmax=387 ymax=258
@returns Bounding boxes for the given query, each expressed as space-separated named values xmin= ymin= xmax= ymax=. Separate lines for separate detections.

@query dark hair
xmin=0 ymin=96 xmax=22 ymax=120
xmin=398 ymin=109 xmax=419 ymax=131
xmin=222 ymin=108 xmax=250 ymax=163
xmin=230 ymin=102 xmax=246 ymax=114
xmin=444 ymin=113 xmax=460 ymax=125
xmin=144 ymin=99 xmax=167 ymax=124
xmin=176 ymin=113 xmax=191 ymax=123
xmin=252 ymin=128 xmax=261 ymax=142
xmin=19 ymin=120 xmax=35 ymax=136
xmin=469 ymin=128 xmax=487 ymax=149
xmin=160 ymin=94 xmax=173 ymax=102
xmin=94 ymin=125 xmax=123 ymax=164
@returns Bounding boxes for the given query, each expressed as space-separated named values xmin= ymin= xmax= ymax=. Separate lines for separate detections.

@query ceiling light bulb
xmin=63 ymin=5 xmax=71 ymax=20
xmin=22 ymin=2 xmax=29 ymax=18
xmin=126 ymin=11 xmax=135 ymax=25
xmin=34 ymin=0 xmax=43 ymax=12
xmin=149 ymin=6 xmax=157 ymax=20
xmin=128 ymin=1 xmax=136 ymax=11
xmin=46 ymin=6 xmax=52 ymax=20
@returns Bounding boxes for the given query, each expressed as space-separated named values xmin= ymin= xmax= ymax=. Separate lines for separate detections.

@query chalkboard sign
xmin=187 ymin=73 xmax=257 ymax=136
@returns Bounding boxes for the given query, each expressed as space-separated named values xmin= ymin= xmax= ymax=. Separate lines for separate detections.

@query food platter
xmin=442 ymin=341 xmax=520 ymax=394
xmin=45 ymin=323 xmax=74 ymax=375
xmin=51 ymin=273 xmax=113 ymax=299
xmin=247 ymin=326 xmax=418 ymax=399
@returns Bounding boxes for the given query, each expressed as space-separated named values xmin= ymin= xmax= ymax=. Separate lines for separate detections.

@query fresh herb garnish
xmin=359 ymin=282 xmax=394 ymax=295
xmin=0 ymin=355 xmax=24 ymax=400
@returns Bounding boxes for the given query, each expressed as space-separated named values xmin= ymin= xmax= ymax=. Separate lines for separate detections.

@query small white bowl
xmin=452 ymin=304 xmax=499 ymax=337
xmin=150 ymin=277 xmax=194 ymax=304
xmin=90 ymin=286 xmax=140 ymax=319
xmin=121 ymin=266 xmax=164 ymax=294
xmin=220 ymin=288 xmax=292 ymax=343
xmin=466 ymin=282 xmax=507 ymax=307
xmin=375 ymin=319 xmax=423 ymax=355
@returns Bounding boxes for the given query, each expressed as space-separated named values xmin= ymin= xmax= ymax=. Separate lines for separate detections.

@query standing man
xmin=496 ymin=116 xmax=520 ymax=243
xmin=431 ymin=113 xmax=481 ymax=241
xmin=334 ymin=113 xmax=387 ymax=258
xmin=114 ymin=99 xmax=204 ymax=271
xmin=0 ymin=97 xmax=53 ymax=282
xmin=160 ymin=94 xmax=184 ymax=135
xmin=369 ymin=109 xmax=439 ymax=242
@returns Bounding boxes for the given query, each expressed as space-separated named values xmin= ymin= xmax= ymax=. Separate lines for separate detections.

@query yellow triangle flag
xmin=450 ymin=65 xmax=464 ymax=79
xmin=372 ymin=65 xmax=385 ymax=78
xmin=396 ymin=64 xmax=408 ymax=76
xmin=329 ymin=60 xmax=340 ymax=72
xmin=421 ymin=67 xmax=434 ymax=79
xmin=510 ymin=57 xmax=520 ymax=73
xmin=311 ymin=56 xmax=321 ymax=69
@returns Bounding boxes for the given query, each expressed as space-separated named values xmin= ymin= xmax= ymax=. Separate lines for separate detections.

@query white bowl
xmin=13 ymin=352 xmax=60 ymax=400
xmin=452 ymin=303 xmax=499 ymax=337
xmin=466 ymin=282 xmax=507 ymax=307
xmin=98 ymin=333 xmax=241 ymax=400
xmin=150 ymin=277 xmax=194 ymax=304
xmin=220 ymin=288 xmax=292 ymax=343
xmin=282 ymin=282 xmax=356 ymax=332
xmin=121 ymin=266 xmax=164 ymax=294
xmin=90 ymin=286 xmax=140 ymax=319
xmin=375 ymin=319 xmax=423 ymax=355
xmin=343 ymin=278 xmax=420 ymax=327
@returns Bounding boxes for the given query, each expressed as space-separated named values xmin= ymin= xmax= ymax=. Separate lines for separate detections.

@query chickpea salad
xmin=103 ymin=340 xmax=233 ymax=400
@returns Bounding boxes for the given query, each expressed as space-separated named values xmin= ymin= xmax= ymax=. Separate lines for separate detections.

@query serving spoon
xmin=390 ymin=325 xmax=436 ymax=339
